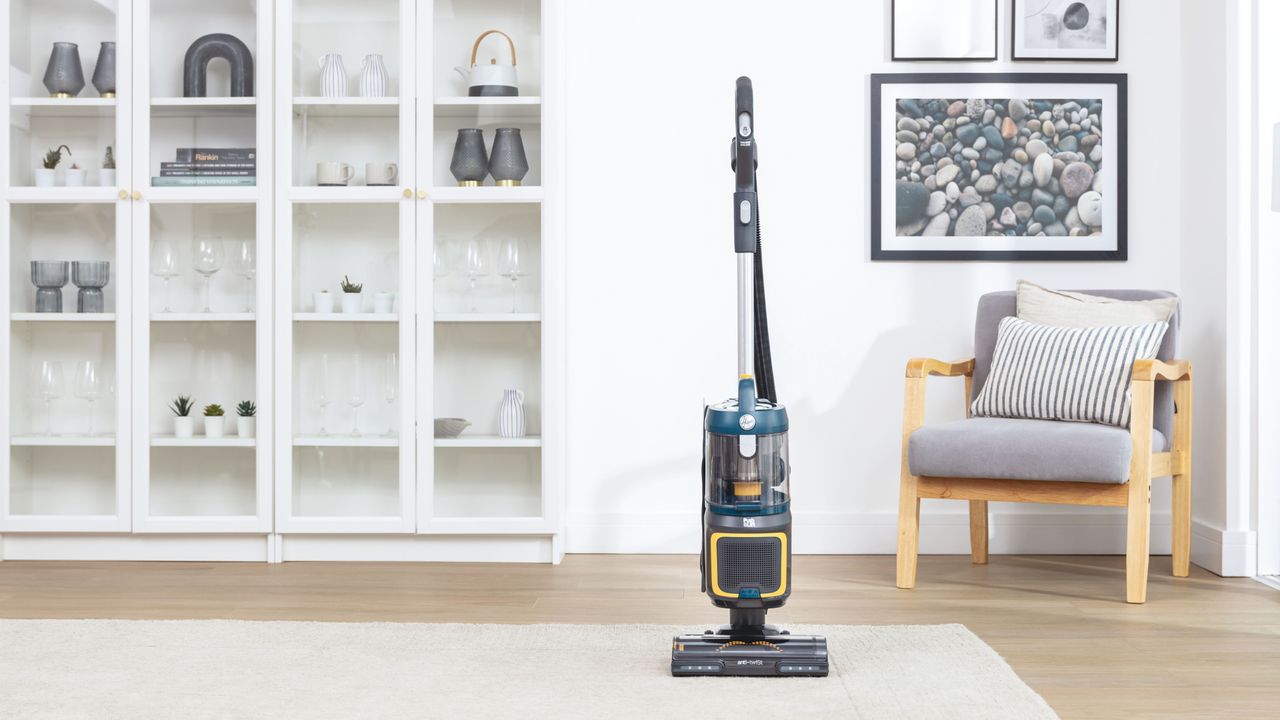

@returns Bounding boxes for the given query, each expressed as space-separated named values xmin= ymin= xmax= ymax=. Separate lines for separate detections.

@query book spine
xmin=160 ymin=169 xmax=256 ymax=177
xmin=174 ymin=148 xmax=257 ymax=163
xmin=161 ymin=162 xmax=256 ymax=171
xmin=150 ymin=176 xmax=257 ymax=186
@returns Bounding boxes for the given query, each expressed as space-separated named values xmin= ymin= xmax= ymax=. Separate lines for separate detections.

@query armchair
xmin=896 ymin=291 xmax=1192 ymax=604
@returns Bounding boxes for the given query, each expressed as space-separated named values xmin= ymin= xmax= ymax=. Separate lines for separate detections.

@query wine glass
xmin=231 ymin=239 xmax=255 ymax=313
xmin=464 ymin=237 xmax=488 ymax=312
xmin=150 ymin=239 xmax=180 ymax=313
xmin=74 ymin=360 xmax=106 ymax=436
xmin=433 ymin=241 xmax=450 ymax=280
xmin=36 ymin=360 xmax=65 ymax=436
xmin=192 ymin=236 xmax=224 ymax=313
xmin=316 ymin=353 xmax=332 ymax=436
xmin=382 ymin=352 xmax=398 ymax=437
xmin=497 ymin=237 xmax=530 ymax=313
xmin=346 ymin=354 xmax=366 ymax=437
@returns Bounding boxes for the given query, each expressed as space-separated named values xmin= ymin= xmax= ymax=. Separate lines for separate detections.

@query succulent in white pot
xmin=236 ymin=400 xmax=256 ymax=438
xmin=64 ymin=163 xmax=86 ymax=187
xmin=203 ymin=403 xmax=225 ymax=438
xmin=35 ymin=144 xmax=70 ymax=187
xmin=314 ymin=289 xmax=334 ymax=314
xmin=170 ymin=394 xmax=194 ymax=438
xmin=340 ymin=275 xmax=363 ymax=314
xmin=98 ymin=146 xmax=116 ymax=187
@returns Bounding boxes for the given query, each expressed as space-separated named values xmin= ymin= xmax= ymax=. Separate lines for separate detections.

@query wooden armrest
xmin=1132 ymin=359 xmax=1192 ymax=382
xmin=906 ymin=358 xmax=975 ymax=378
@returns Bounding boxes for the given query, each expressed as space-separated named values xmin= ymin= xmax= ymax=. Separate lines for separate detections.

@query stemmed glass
xmin=346 ymin=354 xmax=366 ymax=437
xmin=192 ymin=236 xmax=224 ymax=313
xmin=316 ymin=353 xmax=332 ymax=436
xmin=383 ymin=352 xmax=398 ymax=437
xmin=74 ymin=360 xmax=106 ymax=436
xmin=464 ymin=237 xmax=488 ymax=312
xmin=231 ymin=240 xmax=255 ymax=313
xmin=498 ymin=237 xmax=529 ymax=313
xmin=151 ymin=239 xmax=180 ymax=313
xmin=36 ymin=360 xmax=64 ymax=436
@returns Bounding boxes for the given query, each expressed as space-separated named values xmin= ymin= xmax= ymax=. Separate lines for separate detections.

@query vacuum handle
xmin=735 ymin=76 xmax=753 ymax=134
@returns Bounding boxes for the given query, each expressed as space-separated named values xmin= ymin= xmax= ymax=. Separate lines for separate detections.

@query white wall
xmin=563 ymin=0 xmax=1239 ymax=565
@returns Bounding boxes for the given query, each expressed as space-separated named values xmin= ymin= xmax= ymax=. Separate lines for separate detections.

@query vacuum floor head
xmin=671 ymin=628 xmax=828 ymax=677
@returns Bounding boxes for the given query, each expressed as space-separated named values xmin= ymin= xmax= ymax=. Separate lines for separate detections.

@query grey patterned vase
xmin=43 ymin=42 xmax=86 ymax=98
xmin=92 ymin=42 xmax=116 ymax=97
xmin=71 ymin=261 xmax=110 ymax=313
xmin=450 ymin=129 xmax=489 ymax=187
xmin=31 ymin=261 xmax=69 ymax=313
xmin=488 ymin=128 xmax=529 ymax=187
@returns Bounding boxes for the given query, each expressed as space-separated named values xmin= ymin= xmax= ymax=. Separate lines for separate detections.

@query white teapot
xmin=454 ymin=29 xmax=518 ymax=97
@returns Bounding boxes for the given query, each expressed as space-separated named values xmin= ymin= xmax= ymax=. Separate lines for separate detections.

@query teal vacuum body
xmin=670 ymin=77 xmax=829 ymax=678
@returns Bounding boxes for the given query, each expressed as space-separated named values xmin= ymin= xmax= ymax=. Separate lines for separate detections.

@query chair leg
xmin=1172 ymin=471 xmax=1191 ymax=577
xmin=1125 ymin=478 xmax=1151 ymax=604
xmin=969 ymin=500 xmax=988 ymax=565
xmin=896 ymin=475 xmax=920 ymax=589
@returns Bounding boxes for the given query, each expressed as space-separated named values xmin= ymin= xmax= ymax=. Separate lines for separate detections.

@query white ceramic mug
xmin=366 ymin=162 xmax=398 ymax=186
xmin=317 ymin=161 xmax=354 ymax=186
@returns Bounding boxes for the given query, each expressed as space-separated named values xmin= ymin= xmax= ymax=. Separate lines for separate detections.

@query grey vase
xmin=72 ymin=261 xmax=110 ymax=313
xmin=92 ymin=42 xmax=116 ymax=97
xmin=31 ymin=261 xmax=69 ymax=313
xmin=43 ymin=42 xmax=86 ymax=98
xmin=450 ymin=128 xmax=489 ymax=187
xmin=183 ymin=34 xmax=254 ymax=97
xmin=488 ymin=128 xmax=529 ymax=187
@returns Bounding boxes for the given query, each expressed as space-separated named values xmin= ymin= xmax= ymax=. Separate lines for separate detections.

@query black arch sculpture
xmin=183 ymin=34 xmax=254 ymax=97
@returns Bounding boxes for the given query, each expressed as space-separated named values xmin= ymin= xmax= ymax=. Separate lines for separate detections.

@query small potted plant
xmin=35 ymin=144 xmax=70 ymax=187
xmin=170 ymin=394 xmax=195 ymax=438
xmin=314 ymin=288 xmax=334 ymax=314
xmin=99 ymin=146 xmax=116 ymax=187
xmin=236 ymin=400 xmax=256 ymax=438
xmin=203 ymin=403 xmax=226 ymax=438
xmin=340 ymin=275 xmax=363 ymax=314
xmin=374 ymin=291 xmax=395 ymax=314
xmin=64 ymin=162 xmax=86 ymax=187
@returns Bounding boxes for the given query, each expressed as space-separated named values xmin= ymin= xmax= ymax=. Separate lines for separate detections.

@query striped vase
xmin=318 ymin=53 xmax=347 ymax=98
xmin=498 ymin=389 xmax=526 ymax=438
xmin=358 ymin=54 xmax=388 ymax=98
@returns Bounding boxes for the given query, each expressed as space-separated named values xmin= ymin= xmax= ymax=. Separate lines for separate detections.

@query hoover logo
xmin=743 ymin=518 xmax=756 ymax=527
xmin=736 ymin=660 xmax=764 ymax=666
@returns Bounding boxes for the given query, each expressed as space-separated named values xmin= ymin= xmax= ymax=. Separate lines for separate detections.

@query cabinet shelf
xmin=10 ymin=97 xmax=117 ymax=118
xmin=293 ymin=97 xmax=400 ymax=117
xmin=434 ymin=313 xmax=540 ymax=323
xmin=293 ymin=436 xmax=399 ymax=448
xmin=151 ymin=313 xmax=257 ymax=322
xmin=429 ymin=186 xmax=544 ymax=204
xmin=288 ymin=186 xmax=404 ymax=203
xmin=150 ymin=435 xmax=257 ymax=447
xmin=5 ymin=187 xmax=120 ymax=203
xmin=293 ymin=313 xmax=399 ymax=323
xmin=433 ymin=96 xmax=541 ymax=120
xmin=11 ymin=435 xmax=116 ymax=447
xmin=11 ymin=313 xmax=116 ymax=323
xmin=434 ymin=435 xmax=541 ymax=448
xmin=151 ymin=97 xmax=257 ymax=117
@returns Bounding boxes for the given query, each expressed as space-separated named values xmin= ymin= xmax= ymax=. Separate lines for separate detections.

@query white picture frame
xmin=1013 ymin=0 xmax=1119 ymax=61
xmin=892 ymin=0 xmax=997 ymax=61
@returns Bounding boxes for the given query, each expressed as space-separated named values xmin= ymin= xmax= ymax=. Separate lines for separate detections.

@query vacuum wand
xmin=733 ymin=76 xmax=758 ymax=381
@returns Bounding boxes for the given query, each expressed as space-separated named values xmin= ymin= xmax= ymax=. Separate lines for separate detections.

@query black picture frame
xmin=892 ymin=0 xmax=998 ymax=62
xmin=1012 ymin=0 xmax=1120 ymax=62
xmin=870 ymin=72 xmax=1127 ymax=262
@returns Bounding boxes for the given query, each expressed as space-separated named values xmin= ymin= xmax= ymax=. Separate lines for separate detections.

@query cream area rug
xmin=0 ymin=620 xmax=1057 ymax=719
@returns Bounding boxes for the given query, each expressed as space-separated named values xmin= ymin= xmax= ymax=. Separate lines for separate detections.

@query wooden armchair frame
xmin=896 ymin=357 xmax=1193 ymax=604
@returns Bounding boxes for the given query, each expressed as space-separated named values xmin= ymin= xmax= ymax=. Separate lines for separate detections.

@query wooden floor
xmin=1 ymin=554 xmax=1277 ymax=718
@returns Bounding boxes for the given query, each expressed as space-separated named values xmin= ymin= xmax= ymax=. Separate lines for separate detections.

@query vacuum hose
xmin=752 ymin=192 xmax=776 ymax=404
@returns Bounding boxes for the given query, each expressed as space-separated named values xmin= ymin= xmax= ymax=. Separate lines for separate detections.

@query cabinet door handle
xmin=118 ymin=189 xmax=129 ymax=200
xmin=403 ymin=188 xmax=413 ymax=199
xmin=131 ymin=190 xmax=142 ymax=201
xmin=417 ymin=189 xmax=428 ymax=200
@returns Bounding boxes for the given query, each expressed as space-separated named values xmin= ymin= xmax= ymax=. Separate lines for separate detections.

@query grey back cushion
xmin=973 ymin=290 xmax=1180 ymax=441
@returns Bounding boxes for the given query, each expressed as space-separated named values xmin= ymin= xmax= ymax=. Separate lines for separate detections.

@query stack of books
xmin=153 ymin=148 xmax=256 ymax=187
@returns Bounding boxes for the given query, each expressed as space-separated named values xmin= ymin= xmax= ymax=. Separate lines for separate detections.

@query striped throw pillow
xmin=970 ymin=317 xmax=1169 ymax=428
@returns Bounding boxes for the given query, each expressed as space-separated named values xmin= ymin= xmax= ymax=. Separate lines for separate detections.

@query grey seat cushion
xmin=908 ymin=418 xmax=1169 ymax=484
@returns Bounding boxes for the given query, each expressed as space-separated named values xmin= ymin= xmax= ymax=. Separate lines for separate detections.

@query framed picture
xmin=892 ymin=0 xmax=997 ymax=61
xmin=1013 ymin=0 xmax=1119 ymax=61
xmin=870 ymin=73 xmax=1127 ymax=262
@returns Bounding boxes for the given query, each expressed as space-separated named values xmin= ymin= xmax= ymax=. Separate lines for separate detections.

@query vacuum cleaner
xmin=670 ymin=77 xmax=829 ymax=678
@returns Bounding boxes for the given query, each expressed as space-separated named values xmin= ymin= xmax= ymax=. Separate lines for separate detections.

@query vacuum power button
xmin=739 ymin=200 xmax=751 ymax=225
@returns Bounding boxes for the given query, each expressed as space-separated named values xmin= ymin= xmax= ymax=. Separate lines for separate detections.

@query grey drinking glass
xmin=71 ymin=261 xmax=110 ymax=313
xmin=31 ymin=261 xmax=69 ymax=313
xmin=488 ymin=128 xmax=529 ymax=187
xmin=450 ymin=128 xmax=489 ymax=186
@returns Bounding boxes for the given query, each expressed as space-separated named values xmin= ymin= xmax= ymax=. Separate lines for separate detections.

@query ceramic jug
xmin=319 ymin=53 xmax=347 ymax=97
xmin=450 ymin=129 xmax=489 ymax=186
xmin=43 ymin=42 xmax=86 ymax=98
xmin=359 ymin=54 xmax=388 ymax=97
xmin=488 ymin=128 xmax=529 ymax=186
xmin=498 ymin=389 xmax=526 ymax=438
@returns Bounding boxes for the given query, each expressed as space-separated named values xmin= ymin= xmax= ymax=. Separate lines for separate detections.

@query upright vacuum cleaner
xmin=670 ymin=77 xmax=829 ymax=678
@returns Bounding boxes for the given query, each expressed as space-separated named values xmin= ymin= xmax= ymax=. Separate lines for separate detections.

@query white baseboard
xmin=281 ymin=535 xmax=553 ymax=563
xmin=1189 ymin=520 xmax=1257 ymax=577
xmin=0 ymin=534 xmax=269 ymax=562
xmin=567 ymin=510 xmax=1181 ymax=556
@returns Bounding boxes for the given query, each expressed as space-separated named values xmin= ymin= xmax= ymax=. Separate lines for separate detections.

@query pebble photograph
xmin=893 ymin=96 xmax=1104 ymax=239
